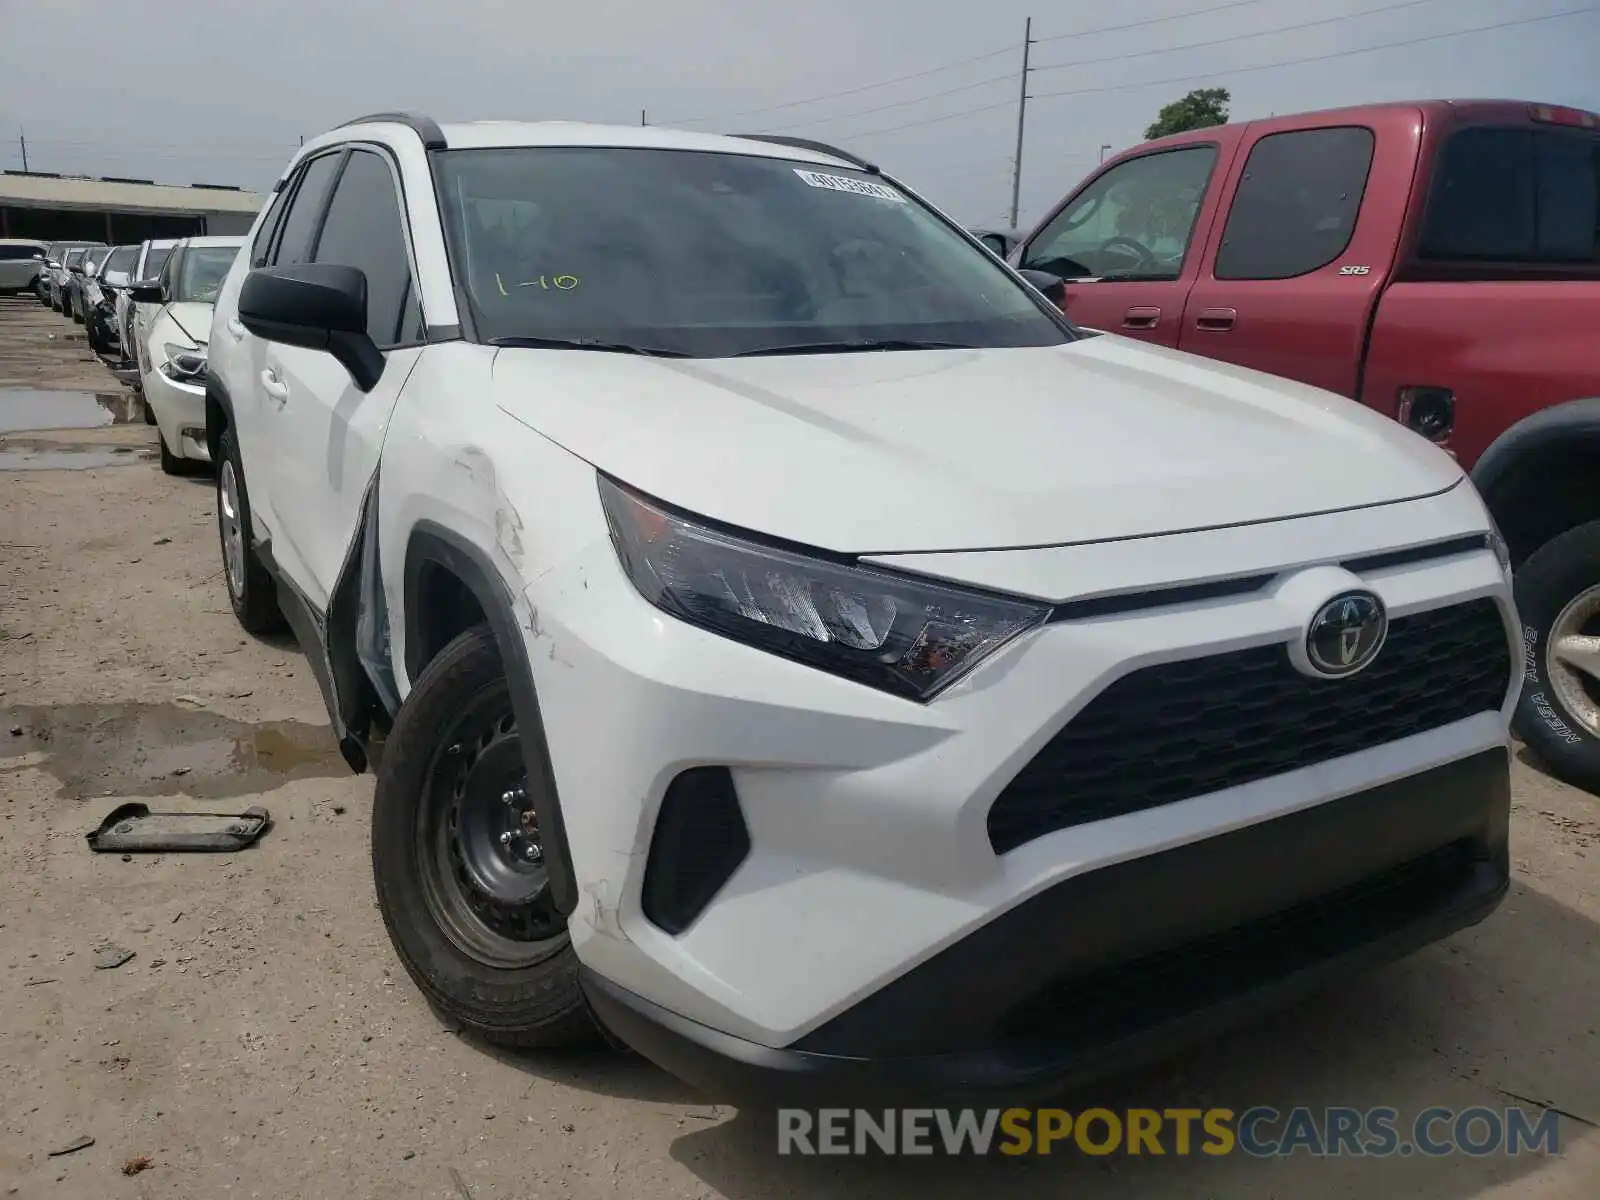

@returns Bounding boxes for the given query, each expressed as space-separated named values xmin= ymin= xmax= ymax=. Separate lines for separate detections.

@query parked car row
xmin=175 ymin=111 xmax=1527 ymax=1107
xmin=35 ymin=233 xmax=240 ymax=474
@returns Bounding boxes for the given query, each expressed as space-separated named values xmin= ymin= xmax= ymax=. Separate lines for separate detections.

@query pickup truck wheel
xmin=1512 ymin=518 xmax=1600 ymax=793
xmin=371 ymin=625 xmax=592 ymax=1048
xmin=216 ymin=425 xmax=285 ymax=633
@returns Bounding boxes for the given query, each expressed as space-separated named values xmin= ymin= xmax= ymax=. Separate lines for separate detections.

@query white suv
xmin=207 ymin=113 xmax=1519 ymax=1103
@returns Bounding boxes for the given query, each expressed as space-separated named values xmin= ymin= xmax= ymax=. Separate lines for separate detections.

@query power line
xmin=665 ymin=43 xmax=1018 ymax=126
xmin=840 ymin=5 xmax=1591 ymax=141
xmin=743 ymin=0 xmax=1456 ymax=137
xmin=663 ymin=0 xmax=1363 ymax=130
xmin=1031 ymin=0 xmax=1448 ymax=75
xmin=1033 ymin=0 xmax=1291 ymax=44
xmin=1030 ymin=6 xmax=1597 ymax=100
xmin=761 ymin=72 xmax=1016 ymax=132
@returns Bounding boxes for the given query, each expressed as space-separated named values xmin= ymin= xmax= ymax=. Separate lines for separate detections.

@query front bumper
xmin=585 ymin=748 xmax=1508 ymax=1104
xmin=143 ymin=370 xmax=210 ymax=462
xmin=511 ymin=476 xmax=1516 ymax=1083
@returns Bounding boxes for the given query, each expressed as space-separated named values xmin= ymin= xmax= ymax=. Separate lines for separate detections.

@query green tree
xmin=1143 ymin=87 xmax=1231 ymax=141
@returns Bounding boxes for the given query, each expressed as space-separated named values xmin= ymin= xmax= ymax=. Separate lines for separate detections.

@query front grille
xmin=987 ymin=599 xmax=1510 ymax=854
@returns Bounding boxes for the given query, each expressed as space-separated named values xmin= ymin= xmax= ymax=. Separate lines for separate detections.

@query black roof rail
xmin=728 ymin=134 xmax=878 ymax=173
xmin=100 ymin=175 xmax=155 ymax=185
xmin=337 ymin=111 xmax=447 ymax=150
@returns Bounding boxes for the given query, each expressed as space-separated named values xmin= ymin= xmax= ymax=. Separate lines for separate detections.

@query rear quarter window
xmin=1214 ymin=126 xmax=1375 ymax=280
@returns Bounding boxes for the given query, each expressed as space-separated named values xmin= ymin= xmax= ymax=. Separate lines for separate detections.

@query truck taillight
xmin=1397 ymin=386 xmax=1455 ymax=447
xmin=1528 ymin=104 xmax=1599 ymax=129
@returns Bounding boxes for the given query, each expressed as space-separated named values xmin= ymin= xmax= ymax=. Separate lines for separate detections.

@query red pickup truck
xmin=1011 ymin=98 xmax=1600 ymax=790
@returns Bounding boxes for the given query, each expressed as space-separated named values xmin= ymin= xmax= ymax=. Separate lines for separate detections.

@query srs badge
xmin=1305 ymin=591 xmax=1388 ymax=677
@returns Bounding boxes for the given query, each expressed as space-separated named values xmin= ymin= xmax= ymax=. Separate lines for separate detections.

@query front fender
xmin=1472 ymin=396 xmax=1600 ymax=503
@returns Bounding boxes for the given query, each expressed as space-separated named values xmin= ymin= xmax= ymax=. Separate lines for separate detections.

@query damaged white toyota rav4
xmin=206 ymin=113 xmax=1519 ymax=1103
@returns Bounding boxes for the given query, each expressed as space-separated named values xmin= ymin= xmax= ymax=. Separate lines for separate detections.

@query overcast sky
xmin=2 ymin=0 xmax=1595 ymax=228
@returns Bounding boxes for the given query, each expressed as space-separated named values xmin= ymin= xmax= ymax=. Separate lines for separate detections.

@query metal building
xmin=0 ymin=171 xmax=264 ymax=242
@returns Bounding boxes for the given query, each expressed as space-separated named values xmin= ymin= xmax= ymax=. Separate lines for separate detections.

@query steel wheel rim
xmin=1545 ymin=583 xmax=1600 ymax=736
xmin=416 ymin=686 xmax=564 ymax=968
xmin=217 ymin=460 xmax=247 ymax=600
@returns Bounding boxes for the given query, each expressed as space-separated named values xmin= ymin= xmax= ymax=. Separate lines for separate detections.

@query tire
xmin=158 ymin=428 xmax=197 ymax=476
xmin=372 ymin=625 xmax=592 ymax=1048
xmin=215 ymin=423 xmax=284 ymax=633
xmin=1512 ymin=518 xmax=1600 ymax=792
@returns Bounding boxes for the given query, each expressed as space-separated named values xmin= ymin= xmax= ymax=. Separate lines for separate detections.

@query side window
xmin=158 ymin=248 xmax=180 ymax=297
xmin=250 ymin=182 xmax=292 ymax=268
xmin=1022 ymin=146 xmax=1218 ymax=282
xmin=271 ymin=152 xmax=344 ymax=267
xmin=1214 ymin=126 xmax=1375 ymax=281
xmin=310 ymin=149 xmax=418 ymax=347
xmin=1418 ymin=126 xmax=1599 ymax=264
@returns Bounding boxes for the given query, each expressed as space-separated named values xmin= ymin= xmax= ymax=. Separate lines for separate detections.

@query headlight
xmin=598 ymin=476 xmax=1048 ymax=701
xmin=161 ymin=342 xmax=207 ymax=382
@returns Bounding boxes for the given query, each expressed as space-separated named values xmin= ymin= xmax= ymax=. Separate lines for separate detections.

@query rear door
xmin=1177 ymin=114 xmax=1415 ymax=397
xmin=257 ymin=146 xmax=425 ymax=609
xmin=1016 ymin=139 xmax=1235 ymax=344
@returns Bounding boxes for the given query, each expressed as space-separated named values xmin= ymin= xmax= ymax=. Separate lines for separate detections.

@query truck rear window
xmin=1419 ymin=126 xmax=1599 ymax=264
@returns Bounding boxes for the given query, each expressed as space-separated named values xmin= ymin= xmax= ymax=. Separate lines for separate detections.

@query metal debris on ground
xmin=86 ymin=802 xmax=271 ymax=853
xmin=122 ymin=1155 xmax=153 ymax=1176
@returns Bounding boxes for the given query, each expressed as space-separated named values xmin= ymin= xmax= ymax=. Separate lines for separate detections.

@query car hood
xmin=491 ymin=335 xmax=1463 ymax=553
xmin=165 ymin=302 xmax=215 ymax=347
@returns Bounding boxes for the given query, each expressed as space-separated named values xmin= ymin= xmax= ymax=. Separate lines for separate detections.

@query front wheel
xmin=372 ymin=625 xmax=592 ymax=1047
xmin=1512 ymin=518 xmax=1600 ymax=793
xmin=216 ymin=424 xmax=284 ymax=633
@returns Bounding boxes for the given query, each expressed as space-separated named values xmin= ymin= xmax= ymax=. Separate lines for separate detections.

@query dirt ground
xmin=0 ymin=292 xmax=1596 ymax=1198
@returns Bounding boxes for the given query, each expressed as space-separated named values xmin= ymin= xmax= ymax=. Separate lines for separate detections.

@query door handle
xmin=226 ymin=316 xmax=246 ymax=342
xmin=1122 ymin=306 xmax=1162 ymax=330
xmin=260 ymin=368 xmax=289 ymax=405
xmin=1194 ymin=307 xmax=1237 ymax=332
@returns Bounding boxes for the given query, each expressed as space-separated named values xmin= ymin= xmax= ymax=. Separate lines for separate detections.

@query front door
xmin=258 ymin=147 xmax=426 ymax=610
xmin=1016 ymin=142 xmax=1230 ymax=345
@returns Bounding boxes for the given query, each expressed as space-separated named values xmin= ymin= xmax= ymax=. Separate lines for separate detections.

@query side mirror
xmin=1018 ymin=268 xmax=1068 ymax=306
xmin=128 ymin=281 xmax=164 ymax=304
xmin=239 ymin=264 xmax=385 ymax=393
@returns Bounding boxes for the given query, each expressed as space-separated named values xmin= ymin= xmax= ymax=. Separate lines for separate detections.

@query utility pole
xmin=18 ymin=130 xmax=27 ymax=172
xmin=1099 ymin=142 xmax=1112 ymax=163
xmin=1007 ymin=17 xmax=1032 ymax=230
xmin=641 ymin=109 xmax=647 ymax=126
xmin=299 ymin=135 xmax=305 ymax=147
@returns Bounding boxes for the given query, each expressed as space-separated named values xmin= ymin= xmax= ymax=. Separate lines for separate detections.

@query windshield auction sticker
xmin=793 ymin=169 xmax=906 ymax=202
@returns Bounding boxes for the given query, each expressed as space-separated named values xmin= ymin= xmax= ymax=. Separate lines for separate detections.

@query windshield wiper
xmin=488 ymin=335 xmax=689 ymax=358
xmin=731 ymin=338 xmax=977 ymax=357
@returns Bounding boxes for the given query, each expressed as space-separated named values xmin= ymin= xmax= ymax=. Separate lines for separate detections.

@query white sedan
xmin=133 ymin=235 xmax=244 ymax=474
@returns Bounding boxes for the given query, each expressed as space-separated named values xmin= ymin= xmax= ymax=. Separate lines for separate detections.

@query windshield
xmin=141 ymin=245 xmax=173 ymax=281
xmin=85 ymin=246 xmax=113 ymax=271
xmin=434 ymin=147 xmax=1069 ymax=357
xmin=63 ymin=248 xmax=86 ymax=269
xmin=173 ymin=245 xmax=240 ymax=302
xmin=103 ymin=246 xmax=137 ymax=276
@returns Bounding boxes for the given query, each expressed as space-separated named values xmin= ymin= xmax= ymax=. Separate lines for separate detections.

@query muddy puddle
xmin=1 ymin=702 xmax=350 ymax=800
xmin=0 ymin=388 xmax=144 ymax=433
xmin=0 ymin=439 xmax=153 ymax=471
